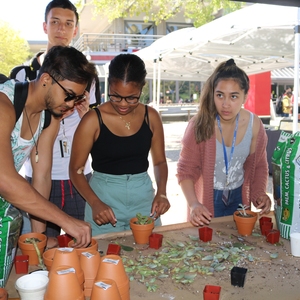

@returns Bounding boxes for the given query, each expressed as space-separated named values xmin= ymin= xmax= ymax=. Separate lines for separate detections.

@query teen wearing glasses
xmin=0 ymin=46 xmax=96 ymax=287
xmin=70 ymin=54 xmax=170 ymax=236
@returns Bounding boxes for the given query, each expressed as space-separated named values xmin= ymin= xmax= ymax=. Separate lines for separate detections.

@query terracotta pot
xmin=51 ymin=248 xmax=84 ymax=289
xmin=233 ymin=210 xmax=257 ymax=236
xmin=18 ymin=233 xmax=47 ymax=265
xmin=90 ymin=279 xmax=122 ymax=300
xmin=130 ymin=217 xmax=154 ymax=244
xmin=42 ymin=247 xmax=58 ymax=271
xmin=67 ymin=238 xmax=98 ymax=256
xmin=0 ymin=288 xmax=8 ymax=300
xmin=57 ymin=234 xmax=73 ymax=247
xmin=261 ymin=222 xmax=273 ymax=236
xmin=44 ymin=265 xmax=84 ymax=300
xmin=203 ymin=285 xmax=221 ymax=300
xmin=80 ymin=250 xmax=101 ymax=296
xmin=231 ymin=266 xmax=248 ymax=287
xmin=266 ymin=229 xmax=280 ymax=244
xmin=95 ymin=254 xmax=130 ymax=300
xmin=149 ymin=233 xmax=163 ymax=249
xmin=106 ymin=243 xmax=121 ymax=255
xmin=14 ymin=254 xmax=29 ymax=274
xmin=198 ymin=226 xmax=213 ymax=242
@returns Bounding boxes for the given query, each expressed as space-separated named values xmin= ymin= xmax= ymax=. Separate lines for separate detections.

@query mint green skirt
xmin=85 ymin=171 xmax=161 ymax=236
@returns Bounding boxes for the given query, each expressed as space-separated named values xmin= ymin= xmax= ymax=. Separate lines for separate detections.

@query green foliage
xmin=135 ymin=213 xmax=153 ymax=225
xmin=0 ymin=21 xmax=31 ymax=76
xmin=90 ymin=0 xmax=242 ymax=27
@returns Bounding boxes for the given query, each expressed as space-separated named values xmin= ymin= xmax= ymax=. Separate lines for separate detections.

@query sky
xmin=0 ymin=0 xmax=76 ymax=41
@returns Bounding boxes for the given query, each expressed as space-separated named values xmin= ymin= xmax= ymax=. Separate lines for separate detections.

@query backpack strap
xmin=14 ymin=82 xmax=28 ymax=122
xmin=14 ymin=82 xmax=51 ymax=130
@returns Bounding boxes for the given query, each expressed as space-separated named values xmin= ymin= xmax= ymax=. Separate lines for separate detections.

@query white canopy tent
xmin=135 ymin=3 xmax=299 ymax=130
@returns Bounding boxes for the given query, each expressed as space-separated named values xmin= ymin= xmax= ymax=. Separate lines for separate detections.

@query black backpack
xmin=276 ymin=96 xmax=283 ymax=115
xmin=9 ymin=52 xmax=101 ymax=107
xmin=9 ymin=52 xmax=42 ymax=81
xmin=0 ymin=74 xmax=51 ymax=129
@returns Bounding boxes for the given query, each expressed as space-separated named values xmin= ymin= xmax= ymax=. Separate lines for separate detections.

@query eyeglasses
xmin=108 ymin=92 xmax=141 ymax=104
xmin=49 ymin=74 xmax=86 ymax=103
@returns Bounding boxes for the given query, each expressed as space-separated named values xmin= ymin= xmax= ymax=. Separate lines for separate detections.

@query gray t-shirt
xmin=214 ymin=113 xmax=253 ymax=190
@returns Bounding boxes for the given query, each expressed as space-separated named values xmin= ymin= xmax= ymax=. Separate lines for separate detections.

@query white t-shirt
xmin=24 ymin=109 xmax=92 ymax=179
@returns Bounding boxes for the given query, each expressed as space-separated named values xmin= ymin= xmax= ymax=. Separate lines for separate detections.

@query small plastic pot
xmin=106 ymin=244 xmax=121 ymax=255
xmin=259 ymin=216 xmax=272 ymax=230
xmin=14 ymin=255 xmax=29 ymax=274
xmin=261 ymin=222 xmax=273 ymax=236
xmin=203 ymin=285 xmax=221 ymax=300
xmin=266 ymin=229 xmax=280 ymax=244
xmin=57 ymin=234 xmax=73 ymax=247
xmin=231 ymin=266 xmax=247 ymax=287
xmin=198 ymin=227 xmax=213 ymax=242
xmin=149 ymin=233 xmax=163 ymax=249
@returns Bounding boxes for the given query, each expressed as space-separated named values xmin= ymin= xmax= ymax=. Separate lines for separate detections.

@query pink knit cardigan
xmin=176 ymin=118 xmax=268 ymax=217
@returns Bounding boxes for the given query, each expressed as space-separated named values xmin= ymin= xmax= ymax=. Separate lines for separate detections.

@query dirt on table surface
xmin=6 ymin=214 xmax=300 ymax=300
xmin=96 ymin=215 xmax=300 ymax=300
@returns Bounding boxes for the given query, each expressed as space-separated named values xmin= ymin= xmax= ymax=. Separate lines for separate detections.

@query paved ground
xmin=153 ymin=121 xmax=275 ymax=226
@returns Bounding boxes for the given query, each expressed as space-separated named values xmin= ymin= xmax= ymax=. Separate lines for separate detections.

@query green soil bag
xmin=272 ymin=131 xmax=300 ymax=239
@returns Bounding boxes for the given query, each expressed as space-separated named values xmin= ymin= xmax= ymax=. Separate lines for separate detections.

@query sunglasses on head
xmin=49 ymin=74 xmax=86 ymax=103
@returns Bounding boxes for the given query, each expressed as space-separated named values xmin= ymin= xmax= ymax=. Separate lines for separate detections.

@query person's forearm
xmin=70 ymin=171 xmax=102 ymax=208
xmin=179 ymin=179 xmax=200 ymax=209
xmin=153 ymin=161 xmax=168 ymax=196
xmin=30 ymin=174 xmax=51 ymax=232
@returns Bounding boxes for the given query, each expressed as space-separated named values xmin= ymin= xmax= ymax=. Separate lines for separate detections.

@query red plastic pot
xmin=203 ymin=285 xmax=221 ymax=300
xmin=266 ymin=229 xmax=280 ymax=244
xmin=57 ymin=234 xmax=73 ymax=247
xmin=261 ymin=222 xmax=273 ymax=236
xmin=14 ymin=255 xmax=29 ymax=274
xmin=198 ymin=226 xmax=213 ymax=242
xmin=259 ymin=216 xmax=272 ymax=230
xmin=106 ymin=243 xmax=121 ymax=255
xmin=149 ymin=233 xmax=163 ymax=249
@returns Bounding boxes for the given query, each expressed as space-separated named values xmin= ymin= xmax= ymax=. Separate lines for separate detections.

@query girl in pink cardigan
xmin=177 ymin=59 xmax=271 ymax=227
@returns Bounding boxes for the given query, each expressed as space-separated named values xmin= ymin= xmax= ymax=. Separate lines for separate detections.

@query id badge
xmin=59 ymin=139 xmax=70 ymax=158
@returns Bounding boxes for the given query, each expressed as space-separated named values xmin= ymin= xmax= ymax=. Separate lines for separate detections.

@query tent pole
xmin=104 ymin=63 xmax=109 ymax=103
xmin=153 ymin=59 xmax=157 ymax=108
xmin=292 ymin=8 xmax=300 ymax=134
xmin=156 ymin=58 xmax=161 ymax=111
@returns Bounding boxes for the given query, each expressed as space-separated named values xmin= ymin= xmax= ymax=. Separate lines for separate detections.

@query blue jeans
xmin=214 ymin=186 xmax=242 ymax=217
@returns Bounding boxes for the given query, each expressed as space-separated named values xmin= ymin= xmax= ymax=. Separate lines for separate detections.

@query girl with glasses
xmin=70 ymin=54 xmax=170 ymax=236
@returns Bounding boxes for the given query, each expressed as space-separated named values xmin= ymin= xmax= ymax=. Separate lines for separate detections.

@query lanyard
xmin=216 ymin=113 xmax=239 ymax=186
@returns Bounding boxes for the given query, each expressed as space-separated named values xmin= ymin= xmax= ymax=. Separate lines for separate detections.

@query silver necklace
xmin=119 ymin=109 xmax=135 ymax=130
xmin=24 ymin=107 xmax=39 ymax=163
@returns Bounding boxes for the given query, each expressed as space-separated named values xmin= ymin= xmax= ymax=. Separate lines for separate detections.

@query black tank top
xmin=91 ymin=105 xmax=153 ymax=175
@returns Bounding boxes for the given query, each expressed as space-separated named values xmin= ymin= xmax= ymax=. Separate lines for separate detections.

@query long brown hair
xmin=194 ymin=59 xmax=249 ymax=143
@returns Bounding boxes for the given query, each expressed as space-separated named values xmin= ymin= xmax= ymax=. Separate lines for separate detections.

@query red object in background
xmin=203 ymin=285 xmax=221 ymax=300
xmin=261 ymin=222 xmax=273 ymax=236
xmin=106 ymin=243 xmax=121 ymax=255
xmin=14 ymin=255 xmax=29 ymax=274
xmin=266 ymin=229 xmax=280 ymax=244
xmin=245 ymin=72 xmax=271 ymax=116
xmin=57 ymin=234 xmax=73 ymax=247
xmin=149 ymin=233 xmax=163 ymax=249
xmin=198 ymin=227 xmax=213 ymax=242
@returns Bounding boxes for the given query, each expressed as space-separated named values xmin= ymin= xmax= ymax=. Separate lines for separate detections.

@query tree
xmin=89 ymin=0 xmax=242 ymax=27
xmin=0 ymin=21 xmax=30 ymax=76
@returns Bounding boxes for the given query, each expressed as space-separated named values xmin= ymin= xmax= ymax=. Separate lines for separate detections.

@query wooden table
xmin=6 ymin=213 xmax=300 ymax=300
